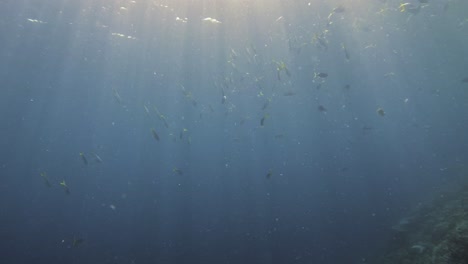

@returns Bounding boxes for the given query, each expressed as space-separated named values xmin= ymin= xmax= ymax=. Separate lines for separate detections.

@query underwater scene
xmin=1 ymin=0 xmax=468 ymax=263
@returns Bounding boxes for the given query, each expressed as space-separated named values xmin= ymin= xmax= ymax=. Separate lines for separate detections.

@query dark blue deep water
xmin=1 ymin=0 xmax=468 ymax=263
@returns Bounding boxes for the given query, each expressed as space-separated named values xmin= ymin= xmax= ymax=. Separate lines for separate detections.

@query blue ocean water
xmin=1 ymin=0 xmax=467 ymax=263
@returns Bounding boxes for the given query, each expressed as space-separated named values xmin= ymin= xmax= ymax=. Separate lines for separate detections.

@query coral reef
xmin=382 ymin=187 xmax=468 ymax=264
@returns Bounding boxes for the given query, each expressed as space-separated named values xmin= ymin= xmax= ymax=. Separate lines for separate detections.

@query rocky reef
xmin=382 ymin=186 xmax=468 ymax=264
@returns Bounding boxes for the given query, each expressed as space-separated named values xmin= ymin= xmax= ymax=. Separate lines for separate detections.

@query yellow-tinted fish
xmin=40 ymin=172 xmax=52 ymax=187
xmin=60 ymin=180 xmax=70 ymax=195
xmin=72 ymin=237 xmax=84 ymax=247
xmin=79 ymin=153 xmax=88 ymax=165
xmin=274 ymin=61 xmax=290 ymax=81
xmin=173 ymin=167 xmax=183 ymax=175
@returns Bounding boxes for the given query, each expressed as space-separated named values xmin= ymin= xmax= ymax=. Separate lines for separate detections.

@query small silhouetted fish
xmin=344 ymin=84 xmax=351 ymax=90
xmin=343 ymin=47 xmax=350 ymax=60
xmin=315 ymin=72 xmax=328 ymax=78
xmin=443 ymin=2 xmax=449 ymax=12
xmin=318 ymin=105 xmax=327 ymax=112
xmin=406 ymin=4 xmax=421 ymax=14
xmin=461 ymin=77 xmax=468 ymax=83
xmin=362 ymin=126 xmax=373 ymax=134
xmin=377 ymin=107 xmax=385 ymax=116
xmin=283 ymin=91 xmax=296 ymax=96
xmin=260 ymin=114 xmax=269 ymax=126
xmin=332 ymin=6 xmax=345 ymax=13
xmin=418 ymin=0 xmax=428 ymax=3
xmin=151 ymin=128 xmax=160 ymax=141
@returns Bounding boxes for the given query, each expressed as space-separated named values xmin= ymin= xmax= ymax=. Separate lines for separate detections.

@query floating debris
xmin=384 ymin=72 xmax=396 ymax=78
xmin=221 ymin=88 xmax=226 ymax=104
xmin=318 ymin=105 xmax=327 ymax=112
xmin=27 ymin=18 xmax=47 ymax=24
xmin=266 ymin=169 xmax=273 ymax=179
xmin=202 ymin=17 xmax=221 ymax=24
xmin=111 ymin=32 xmax=137 ymax=40
xmin=143 ymin=104 xmax=150 ymax=115
xmin=93 ymin=153 xmax=103 ymax=163
xmin=176 ymin=17 xmax=188 ymax=23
